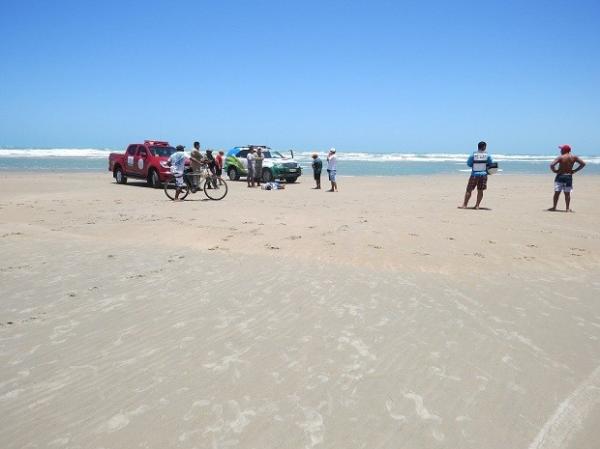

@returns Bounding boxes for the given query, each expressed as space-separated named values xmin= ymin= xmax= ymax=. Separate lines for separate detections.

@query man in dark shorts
xmin=459 ymin=141 xmax=494 ymax=209
xmin=311 ymin=153 xmax=322 ymax=189
xmin=215 ymin=150 xmax=225 ymax=185
xmin=549 ymin=144 xmax=586 ymax=212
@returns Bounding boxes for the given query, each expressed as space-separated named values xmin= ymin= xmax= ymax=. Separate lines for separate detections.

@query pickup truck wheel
xmin=148 ymin=169 xmax=161 ymax=188
xmin=262 ymin=169 xmax=273 ymax=182
xmin=227 ymin=167 xmax=238 ymax=181
xmin=115 ymin=167 xmax=127 ymax=184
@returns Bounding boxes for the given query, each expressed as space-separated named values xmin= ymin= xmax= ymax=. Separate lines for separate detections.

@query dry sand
xmin=1 ymin=172 xmax=599 ymax=449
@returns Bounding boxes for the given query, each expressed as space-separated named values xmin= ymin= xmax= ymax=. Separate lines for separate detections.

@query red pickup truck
xmin=108 ymin=140 xmax=180 ymax=188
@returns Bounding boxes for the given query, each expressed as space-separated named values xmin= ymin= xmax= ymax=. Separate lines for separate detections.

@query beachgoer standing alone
xmin=549 ymin=144 xmax=586 ymax=212
xmin=326 ymin=148 xmax=338 ymax=192
xmin=460 ymin=141 xmax=494 ymax=209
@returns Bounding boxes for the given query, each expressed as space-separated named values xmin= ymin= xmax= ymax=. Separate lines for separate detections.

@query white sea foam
xmin=0 ymin=148 xmax=112 ymax=158
xmin=293 ymin=151 xmax=600 ymax=164
xmin=1 ymin=148 xmax=598 ymax=164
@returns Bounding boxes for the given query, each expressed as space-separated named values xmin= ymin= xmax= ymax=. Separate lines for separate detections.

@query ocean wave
xmin=0 ymin=148 xmax=113 ymax=158
xmin=1 ymin=148 xmax=598 ymax=164
xmin=294 ymin=152 xmax=600 ymax=164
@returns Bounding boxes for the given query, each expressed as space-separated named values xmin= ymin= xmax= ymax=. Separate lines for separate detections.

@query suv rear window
xmin=126 ymin=145 xmax=137 ymax=155
xmin=150 ymin=146 xmax=176 ymax=157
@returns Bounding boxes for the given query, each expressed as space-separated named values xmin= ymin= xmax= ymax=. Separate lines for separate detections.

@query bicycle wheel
xmin=203 ymin=177 xmax=228 ymax=200
xmin=164 ymin=175 xmax=190 ymax=201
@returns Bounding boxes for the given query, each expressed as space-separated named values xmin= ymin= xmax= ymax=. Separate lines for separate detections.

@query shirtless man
xmin=549 ymin=144 xmax=586 ymax=212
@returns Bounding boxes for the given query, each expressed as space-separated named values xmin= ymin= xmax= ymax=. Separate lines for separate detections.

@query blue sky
xmin=1 ymin=0 xmax=599 ymax=153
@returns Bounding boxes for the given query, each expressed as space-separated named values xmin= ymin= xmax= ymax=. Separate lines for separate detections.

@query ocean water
xmin=1 ymin=148 xmax=599 ymax=176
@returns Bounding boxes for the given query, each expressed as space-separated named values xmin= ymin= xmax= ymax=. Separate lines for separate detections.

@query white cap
xmin=329 ymin=147 xmax=336 ymax=153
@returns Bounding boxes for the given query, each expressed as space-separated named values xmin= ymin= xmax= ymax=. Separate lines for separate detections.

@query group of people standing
xmin=311 ymin=148 xmax=338 ymax=192
xmin=166 ymin=141 xmax=226 ymax=200
xmin=188 ymin=141 xmax=225 ymax=190
xmin=459 ymin=141 xmax=586 ymax=211
xmin=245 ymin=147 xmax=265 ymax=188
xmin=173 ymin=141 xmax=586 ymax=211
xmin=245 ymin=146 xmax=339 ymax=192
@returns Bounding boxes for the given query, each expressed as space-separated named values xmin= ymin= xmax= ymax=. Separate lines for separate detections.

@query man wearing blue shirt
xmin=459 ymin=141 xmax=494 ymax=210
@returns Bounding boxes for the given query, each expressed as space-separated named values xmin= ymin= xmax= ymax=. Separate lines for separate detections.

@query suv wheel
xmin=228 ymin=167 xmax=238 ymax=181
xmin=262 ymin=169 xmax=273 ymax=182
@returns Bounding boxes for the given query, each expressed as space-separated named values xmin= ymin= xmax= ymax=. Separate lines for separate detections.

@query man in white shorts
xmin=326 ymin=148 xmax=338 ymax=192
xmin=168 ymin=145 xmax=187 ymax=201
xmin=549 ymin=144 xmax=586 ymax=212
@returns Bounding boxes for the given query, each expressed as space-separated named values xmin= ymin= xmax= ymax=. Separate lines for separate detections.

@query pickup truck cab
xmin=108 ymin=140 xmax=179 ymax=188
xmin=225 ymin=145 xmax=302 ymax=183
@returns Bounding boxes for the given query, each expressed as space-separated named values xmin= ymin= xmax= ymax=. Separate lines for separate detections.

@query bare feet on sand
xmin=548 ymin=207 xmax=574 ymax=213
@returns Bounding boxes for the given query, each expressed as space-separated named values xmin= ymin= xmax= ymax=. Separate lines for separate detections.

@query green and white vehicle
xmin=224 ymin=145 xmax=302 ymax=183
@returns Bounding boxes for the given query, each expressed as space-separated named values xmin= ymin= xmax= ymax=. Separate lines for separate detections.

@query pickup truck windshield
xmin=263 ymin=151 xmax=286 ymax=158
xmin=150 ymin=146 xmax=176 ymax=157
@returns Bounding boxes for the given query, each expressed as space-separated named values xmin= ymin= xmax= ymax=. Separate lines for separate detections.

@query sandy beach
xmin=1 ymin=172 xmax=599 ymax=449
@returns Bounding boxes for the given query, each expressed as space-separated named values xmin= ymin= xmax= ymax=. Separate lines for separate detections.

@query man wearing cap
xmin=326 ymin=148 xmax=338 ymax=192
xmin=549 ymin=144 xmax=586 ymax=212
xmin=167 ymin=145 xmax=187 ymax=201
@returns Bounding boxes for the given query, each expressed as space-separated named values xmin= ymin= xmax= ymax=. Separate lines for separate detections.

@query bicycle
xmin=163 ymin=165 xmax=228 ymax=201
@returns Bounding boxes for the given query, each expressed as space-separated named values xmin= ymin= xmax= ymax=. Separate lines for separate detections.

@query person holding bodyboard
xmin=459 ymin=141 xmax=495 ymax=210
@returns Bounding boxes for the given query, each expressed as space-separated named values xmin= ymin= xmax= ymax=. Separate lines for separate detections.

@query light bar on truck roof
xmin=248 ymin=145 xmax=270 ymax=149
xmin=144 ymin=140 xmax=169 ymax=146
